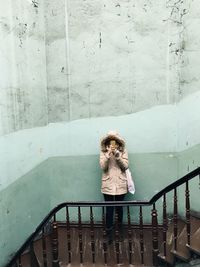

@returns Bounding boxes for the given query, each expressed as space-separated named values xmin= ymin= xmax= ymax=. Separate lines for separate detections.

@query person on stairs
xmin=99 ymin=130 xmax=129 ymax=244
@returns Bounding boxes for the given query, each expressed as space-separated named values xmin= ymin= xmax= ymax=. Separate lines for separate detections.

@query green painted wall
xmin=0 ymin=160 xmax=50 ymax=267
xmin=178 ymin=143 xmax=200 ymax=177
xmin=48 ymin=153 xmax=178 ymax=223
xmin=48 ymin=153 xmax=177 ymax=205
xmin=177 ymin=144 xmax=200 ymax=216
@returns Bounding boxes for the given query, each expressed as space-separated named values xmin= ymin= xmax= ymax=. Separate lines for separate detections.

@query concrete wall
xmin=2 ymin=0 xmax=200 ymax=135
xmin=0 ymin=0 xmax=47 ymax=135
xmin=1 ymin=0 xmax=200 ymax=266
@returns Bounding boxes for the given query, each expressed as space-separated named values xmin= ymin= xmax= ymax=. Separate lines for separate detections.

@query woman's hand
xmin=105 ymin=145 xmax=112 ymax=158
xmin=114 ymin=149 xmax=121 ymax=159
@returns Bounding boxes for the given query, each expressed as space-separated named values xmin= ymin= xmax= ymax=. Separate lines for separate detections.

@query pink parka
xmin=99 ymin=131 xmax=129 ymax=195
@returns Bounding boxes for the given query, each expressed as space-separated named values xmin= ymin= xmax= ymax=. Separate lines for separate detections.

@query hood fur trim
xmin=100 ymin=130 xmax=125 ymax=152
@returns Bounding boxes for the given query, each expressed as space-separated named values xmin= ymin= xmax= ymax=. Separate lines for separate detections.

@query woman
xmin=99 ymin=130 xmax=129 ymax=243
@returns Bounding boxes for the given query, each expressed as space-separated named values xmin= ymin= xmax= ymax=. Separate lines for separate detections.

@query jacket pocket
xmin=119 ymin=174 xmax=127 ymax=181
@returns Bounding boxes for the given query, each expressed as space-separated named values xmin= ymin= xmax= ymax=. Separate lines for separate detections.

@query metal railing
xmin=6 ymin=167 xmax=200 ymax=267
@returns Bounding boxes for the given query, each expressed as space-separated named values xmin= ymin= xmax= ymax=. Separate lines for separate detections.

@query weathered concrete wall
xmin=66 ymin=0 xmax=179 ymax=120
xmin=0 ymin=0 xmax=47 ymax=135
xmin=179 ymin=0 xmax=200 ymax=99
xmin=1 ymin=0 xmax=200 ymax=135
xmin=44 ymin=0 xmax=70 ymax=122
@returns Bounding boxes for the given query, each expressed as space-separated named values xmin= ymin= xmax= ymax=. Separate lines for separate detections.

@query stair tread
xmin=19 ymin=216 xmax=200 ymax=267
xmin=157 ymin=221 xmax=179 ymax=265
xmin=171 ymin=249 xmax=190 ymax=262
xmin=157 ymin=253 xmax=174 ymax=265
xmin=60 ymin=265 xmax=148 ymax=267
xmin=185 ymin=226 xmax=200 ymax=256
xmin=186 ymin=244 xmax=200 ymax=256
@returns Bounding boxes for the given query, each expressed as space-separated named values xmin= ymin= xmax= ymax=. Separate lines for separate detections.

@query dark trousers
xmin=103 ymin=194 xmax=125 ymax=230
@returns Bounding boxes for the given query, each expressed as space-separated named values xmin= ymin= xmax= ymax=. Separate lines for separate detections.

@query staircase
xmin=6 ymin=168 xmax=200 ymax=267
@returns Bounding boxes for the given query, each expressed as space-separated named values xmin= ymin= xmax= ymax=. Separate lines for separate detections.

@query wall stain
xmin=0 ymin=17 xmax=11 ymax=35
xmin=115 ymin=3 xmax=121 ymax=16
xmin=125 ymin=35 xmax=134 ymax=44
xmin=155 ymin=92 xmax=159 ymax=101
xmin=169 ymin=42 xmax=176 ymax=47
xmin=99 ymin=32 xmax=102 ymax=48
xmin=32 ymin=0 xmax=38 ymax=8
xmin=143 ymin=3 xmax=148 ymax=12
xmin=52 ymin=9 xmax=57 ymax=17
xmin=180 ymin=79 xmax=189 ymax=85
xmin=17 ymin=23 xmax=28 ymax=48
xmin=165 ymin=0 xmax=187 ymax=25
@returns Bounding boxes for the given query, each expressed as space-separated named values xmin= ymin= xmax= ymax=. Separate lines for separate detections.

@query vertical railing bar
xmin=42 ymin=227 xmax=47 ymax=267
xmin=66 ymin=206 xmax=71 ymax=264
xmin=115 ymin=206 xmax=120 ymax=265
xmin=78 ymin=206 xmax=83 ymax=264
xmin=139 ymin=206 xmax=144 ymax=264
xmin=127 ymin=206 xmax=133 ymax=265
xmin=173 ymin=188 xmax=178 ymax=251
xmin=152 ymin=203 xmax=158 ymax=266
xmin=30 ymin=241 xmax=40 ymax=267
xmin=51 ymin=213 xmax=60 ymax=267
xmin=185 ymin=181 xmax=190 ymax=245
xmin=163 ymin=193 xmax=167 ymax=257
xmin=90 ymin=206 xmax=95 ymax=263
xmin=102 ymin=206 xmax=107 ymax=265
xmin=199 ymin=174 xmax=200 ymax=190
xmin=18 ymin=256 xmax=22 ymax=267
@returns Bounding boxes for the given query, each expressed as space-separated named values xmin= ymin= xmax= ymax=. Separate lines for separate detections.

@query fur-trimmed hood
xmin=100 ymin=130 xmax=125 ymax=152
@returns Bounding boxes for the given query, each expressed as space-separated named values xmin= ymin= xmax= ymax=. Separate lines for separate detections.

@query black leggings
xmin=103 ymin=194 xmax=125 ymax=230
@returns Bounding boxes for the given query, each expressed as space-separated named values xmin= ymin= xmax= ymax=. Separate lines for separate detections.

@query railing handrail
xmin=150 ymin=166 xmax=200 ymax=203
xmin=6 ymin=167 xmax=200 ymax=266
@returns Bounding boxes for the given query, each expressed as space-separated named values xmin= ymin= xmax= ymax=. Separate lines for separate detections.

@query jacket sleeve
xmin=116 ymin=149 xmax=129 ymax=171
xmin=99 ymin=151 xmax=110 ymax=171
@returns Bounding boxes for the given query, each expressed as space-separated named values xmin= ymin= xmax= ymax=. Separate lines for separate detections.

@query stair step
xmin=171 ymin=249 xmax=190 ymax=262
xmin=158 ymin=219 xmax=188 ymax=266
xmin=20 ymin=227 xmax=159 ymax=267
xmin=60 ymin=264 xmax=149 ymax=267
xmin=186 ymin=244 xmax=200 ymax=256
xmin=157 ymin=222 xmax=175 ymax=265
xmin=190 ymin=226 xmax=200 ymax=254
xmin=17 ymin=216 xmax=200 ymax=267
xmin=157 ymin=253 xmax=174 ymax=266
xmin=171 ymin=224 xmax=191 ymax=262
xmin=21 ymin=235 xmax=52 ymax=267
